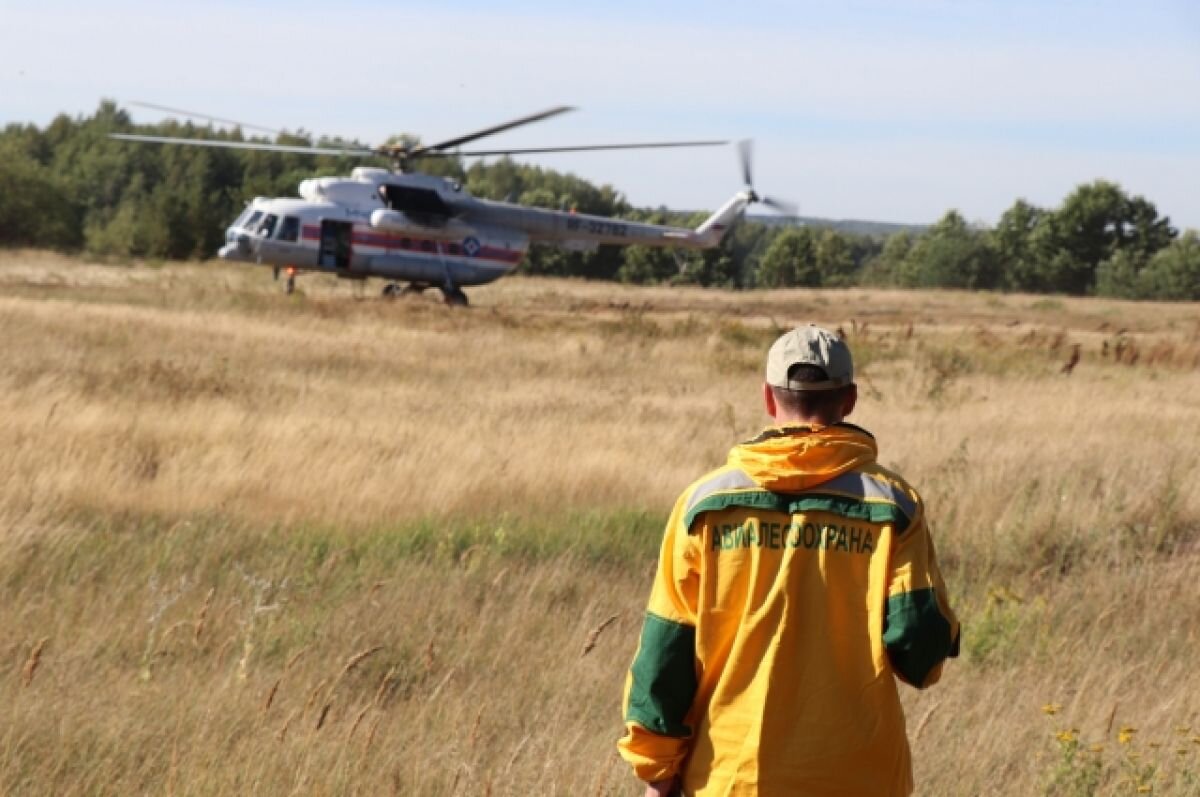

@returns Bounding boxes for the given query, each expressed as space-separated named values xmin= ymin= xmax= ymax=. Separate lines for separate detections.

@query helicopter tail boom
xmin=521 ymin=188 xmax=754 ymax=252
xmin=690 ymin=191 xmax=754 ymax=247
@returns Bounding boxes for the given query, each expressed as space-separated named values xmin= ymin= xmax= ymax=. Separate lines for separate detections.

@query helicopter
xmin=112 ymin=104 xmax=792 ymax=305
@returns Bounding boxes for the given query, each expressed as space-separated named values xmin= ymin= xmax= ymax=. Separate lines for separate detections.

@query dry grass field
xmin=2 ymin=249 xmax=1199 ymax=795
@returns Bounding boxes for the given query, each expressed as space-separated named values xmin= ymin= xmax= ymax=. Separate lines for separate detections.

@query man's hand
xmin=644 ymin=776 xmax=679 ymax=797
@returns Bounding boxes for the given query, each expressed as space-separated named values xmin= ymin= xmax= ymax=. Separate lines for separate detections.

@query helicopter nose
xmin=218 ymin=235 xmax=251 ymax=261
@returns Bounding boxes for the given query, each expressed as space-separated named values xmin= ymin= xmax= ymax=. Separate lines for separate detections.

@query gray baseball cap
xmin=765 ymin=325 xmax=854 ymax=391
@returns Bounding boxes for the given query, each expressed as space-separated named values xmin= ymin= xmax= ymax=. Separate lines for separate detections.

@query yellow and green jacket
xmin=618 ymin=423 xmax=959 ymax=796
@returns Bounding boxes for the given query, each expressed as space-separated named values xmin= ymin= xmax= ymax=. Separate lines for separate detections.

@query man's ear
xmin=763 ymin=382 xmax=778 ymax=419
xmin=842 ymin=383 xmax=859 ymax=418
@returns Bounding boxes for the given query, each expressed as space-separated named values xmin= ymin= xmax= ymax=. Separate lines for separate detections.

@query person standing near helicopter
xmin=617 ymin=324 xmax=960 ymax=796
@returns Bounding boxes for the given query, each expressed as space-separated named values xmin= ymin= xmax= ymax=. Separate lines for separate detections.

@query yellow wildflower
xmin=1137 ymin=786 xmax=1151 ymax=794
xmin=1089 ymin=743 xmax=1105 ymax=753
xmin=1041 ymin=703 xmax=1061 ymax=716
xmin=1119 ymin=726 xmax=1137 ymax=745
xmin=1056 ymin=729 xmax=1078 ymax=743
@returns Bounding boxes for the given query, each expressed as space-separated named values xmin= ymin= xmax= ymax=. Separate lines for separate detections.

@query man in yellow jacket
xmin=618 ymin=324 xmax=960 ymax=797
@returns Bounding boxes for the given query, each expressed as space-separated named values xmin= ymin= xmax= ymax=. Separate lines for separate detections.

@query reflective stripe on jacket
xmin=618 ymin=423 xmax=959 ymax=796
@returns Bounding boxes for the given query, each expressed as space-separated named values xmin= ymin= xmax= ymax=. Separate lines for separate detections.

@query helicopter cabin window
xmin=242 ymin=211 xmax=263 ymax=232
xmin=277 ymin=216 xmax=300 ymax=242
xmin=420 ymin=240 xmax=435 ymax=253
xmin=258 ymin=214 xmax=278 ymax=238
xmin=400 ymin=238 xmax=411 ymax=249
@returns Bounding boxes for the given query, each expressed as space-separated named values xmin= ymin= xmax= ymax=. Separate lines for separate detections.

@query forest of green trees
xmin=1 ymin=101 xmax=1196 ymax=300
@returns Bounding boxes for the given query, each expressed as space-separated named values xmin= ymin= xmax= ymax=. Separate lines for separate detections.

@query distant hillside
xmin=747 ymin=214 xmax=927 ymax=237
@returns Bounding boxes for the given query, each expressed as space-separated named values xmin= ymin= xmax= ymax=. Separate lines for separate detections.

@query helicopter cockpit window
xmin=242 ymin=210 xmax=263 ymax=232
xmin=277 ymin=216 xmax=300 ymax=242
xmin=259 ymin=214 xmax=278 ymax=238
xmin=232 ymin=207 xmax=254 ymax=228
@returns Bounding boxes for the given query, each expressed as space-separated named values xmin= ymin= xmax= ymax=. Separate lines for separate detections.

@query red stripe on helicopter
xmin=301 ymin=225 xmax=522 ymax=265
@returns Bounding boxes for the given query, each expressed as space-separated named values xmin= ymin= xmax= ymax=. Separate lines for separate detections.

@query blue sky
xmin=3 ymin=0 xmax=1198 ymax=228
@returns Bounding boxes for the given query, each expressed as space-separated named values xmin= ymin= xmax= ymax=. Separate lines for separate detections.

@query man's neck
xmin=773 ymin=414 xmax=844 ymax=427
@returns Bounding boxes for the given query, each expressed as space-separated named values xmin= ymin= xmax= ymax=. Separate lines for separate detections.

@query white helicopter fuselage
xmin=219 ymin=166 xmax=749 ymax=294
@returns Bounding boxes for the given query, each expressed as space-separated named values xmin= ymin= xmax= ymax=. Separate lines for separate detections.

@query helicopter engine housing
xmin=299 ymin=177 xmax=381 ymax=209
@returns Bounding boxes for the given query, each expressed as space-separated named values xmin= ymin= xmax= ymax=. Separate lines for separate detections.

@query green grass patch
xmin=5 ymin=506 xmax=667 ymax=599
xmin=1029 ymin=298 xmax=1065 ymax=312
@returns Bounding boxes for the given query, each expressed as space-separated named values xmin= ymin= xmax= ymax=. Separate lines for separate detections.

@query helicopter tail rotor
xmin=738 ymin=138 xmax=755 ymax=192
xmin=736 ymin=139 xmax=797 ymax=217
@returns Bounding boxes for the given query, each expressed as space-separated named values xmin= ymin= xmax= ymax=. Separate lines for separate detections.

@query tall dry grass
xmin=1 ymin=250 xmax=1198 ymax=795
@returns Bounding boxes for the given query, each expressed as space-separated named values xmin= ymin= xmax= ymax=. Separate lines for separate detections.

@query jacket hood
xmin=729 ymin=423 xmax=878 ymax=493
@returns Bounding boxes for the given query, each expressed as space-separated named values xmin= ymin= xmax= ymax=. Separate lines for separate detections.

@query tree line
xmin=1 ymin=101 xmax=1196 ymax=300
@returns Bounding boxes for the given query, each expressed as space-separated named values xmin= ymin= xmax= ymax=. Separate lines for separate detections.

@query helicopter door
xmin=318 ymin=220 xmax=354 ymax=270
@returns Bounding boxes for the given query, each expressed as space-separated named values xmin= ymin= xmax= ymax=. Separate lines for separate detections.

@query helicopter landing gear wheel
xmin=381 ymin=282 xmax=401 ymax=298
xmin=441 ymin=286 xmax=469 ymax=307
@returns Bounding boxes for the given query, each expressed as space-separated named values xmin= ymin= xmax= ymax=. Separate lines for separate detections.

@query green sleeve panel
xmin=626 ymin=612 xmax=699 ymax=737
xmin=883 ymin=587 xmax=956 ymax=687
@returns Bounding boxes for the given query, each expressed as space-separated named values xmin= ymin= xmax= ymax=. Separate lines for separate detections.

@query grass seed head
xmin=21 ymin=637 xmax=49 ymax=687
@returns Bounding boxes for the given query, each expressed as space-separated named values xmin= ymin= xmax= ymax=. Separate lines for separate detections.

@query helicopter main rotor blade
xmin=129 ymin=101 xmax=287 ymax=137
xmin=109 ymin=133 xmax=378 ymax=158
xmin=407 ymin=105 xmax=576 ymax=156
xmin=434 ymin=140 xmax=728 ymax=158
